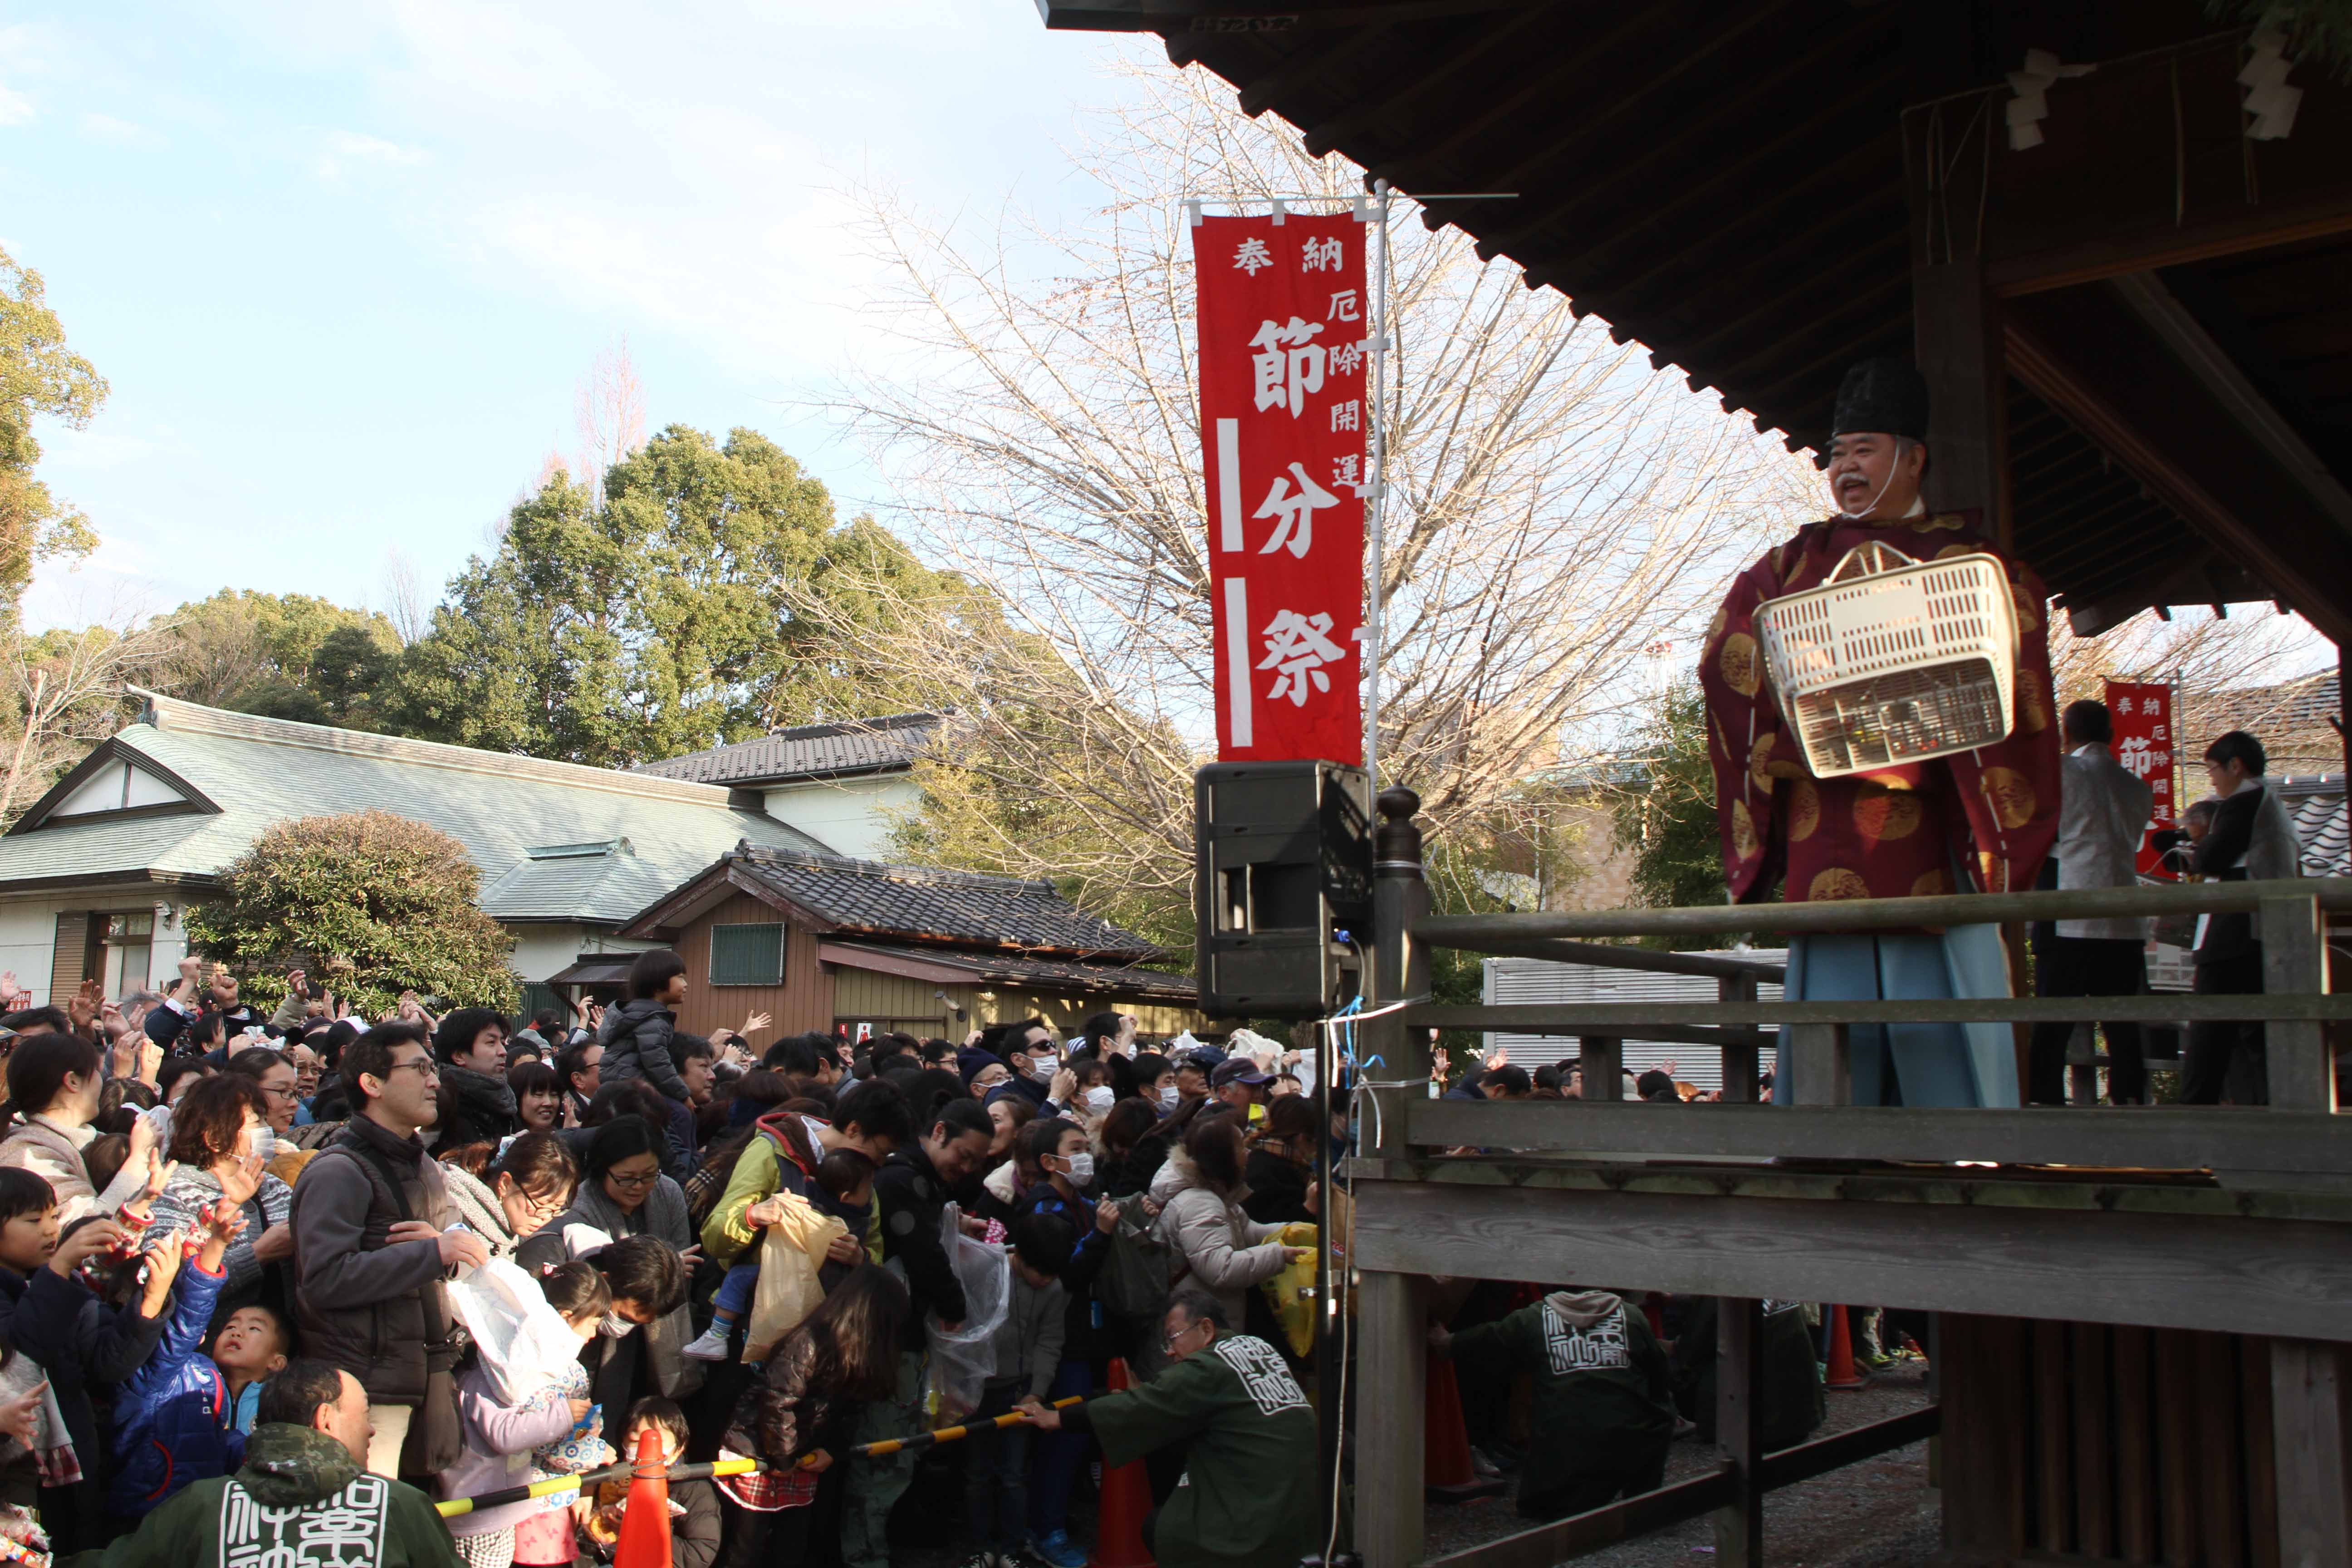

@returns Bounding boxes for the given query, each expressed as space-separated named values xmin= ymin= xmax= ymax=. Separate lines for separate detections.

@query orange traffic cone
xmin=1424 ymin=1355 xmax=1507 ymax=1503
xmin=1091 ymin=1359 xmax=1154 ymax=1568
xmin=613 ymin=1428 xmax=673 ymax=1568
xmin=1823 ymin=1304 xmax=1868 ymax=1392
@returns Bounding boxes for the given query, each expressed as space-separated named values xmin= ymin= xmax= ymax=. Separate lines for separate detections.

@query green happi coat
xmin=1086 ymin=1333 xmax=1320 ymax=1568
xmin=67 ymin=1424 xmax=461 ymax=1568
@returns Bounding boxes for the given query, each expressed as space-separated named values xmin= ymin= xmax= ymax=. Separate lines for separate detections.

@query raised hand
xmin=0 ymin=1380 xmax=47 ymax=1446
xmin=739 ymin=1012 xmax=772 ymax=1039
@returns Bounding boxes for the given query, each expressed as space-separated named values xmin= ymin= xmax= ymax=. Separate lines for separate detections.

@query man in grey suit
xmin=2028 ymin=701 xmax=2154 ymax=1105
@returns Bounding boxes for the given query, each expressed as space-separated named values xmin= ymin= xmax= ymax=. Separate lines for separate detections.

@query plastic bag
xmin=923 ymin=1202 xmax=1009 ymax=1420
xmin=1258 ymin=1223 xmax=1318 ymax=1358
xmin=447 ymin=1257 xmax=588 ymax=1407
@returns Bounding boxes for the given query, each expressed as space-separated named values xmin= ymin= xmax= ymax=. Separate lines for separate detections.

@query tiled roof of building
xmin=635 ymin=713 xmax=940 ymax=788
xmin=632 ymin=843 xmax=1161 ymax=963
xmin=2276 ymin=775 xmax=2351 ymax=879
xmin=822 ymin=941 xmax=1196 ymax=1003
xmin=0 ymin=693 xmax=836 ymax=924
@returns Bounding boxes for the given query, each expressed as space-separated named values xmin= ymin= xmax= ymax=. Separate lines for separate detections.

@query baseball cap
xmin=1211 ymin=1058 xmax=1271 ymax=1089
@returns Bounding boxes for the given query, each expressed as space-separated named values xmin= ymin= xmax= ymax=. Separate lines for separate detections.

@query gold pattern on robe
xmin=1708 ymin=606 xmax=1727 ymax=642
xmin=1788 ymin=778 xmax=1821 ymax=842
xmin=1730 ymin=800 xmax=1760 ymax=862
xmin=1808 ymin=867 xmax=1871 ymax=902
xmin=2018 ymin=673 xmax=2049 ymax=734
xmin=2011 ymin=583 xmax=2041 ymax=634
xmin=1719 ymin=632 xmax=1760 ymax=698
xmin=1852 ymin=780 xmax=1923 ymax=840
xmin=1911 ymin=868 xmax=1952 ymax=897
xmin=1978 ymin=766 xmax=2036 ymax=829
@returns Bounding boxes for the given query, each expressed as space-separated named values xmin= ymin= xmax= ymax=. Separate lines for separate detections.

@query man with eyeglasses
xmin=289 ymin=1023 xmax=487 ymax=1484
xmin=1019 ymin=1289 xmax=1317 ymax=1568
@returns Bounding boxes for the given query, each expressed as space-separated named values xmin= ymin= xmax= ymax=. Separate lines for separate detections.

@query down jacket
xmin=288 ymin=1115 xmax=461 ymax=1408
xmin=596 ymin=999 xmax=689 ymax=1103
xmin=108 ymin=1256 xmax=239 ymax=1516
xmin=1149 ymin=1145 xmax=1290 ymax=1328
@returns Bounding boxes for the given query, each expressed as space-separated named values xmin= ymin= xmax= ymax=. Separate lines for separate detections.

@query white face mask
xmin=1061 ymin=1152 xmax=1096 ymax=1186
xmin=1158 ymin=1085 xmax=1180 ymax=1110
xmin=599 ymin=1309 xmax=637 ymax=1339
xmin=1030 ymin=1054 xmax=1059 ymax=1082
xmin=1083 ymin=1086 xmax=1116 ymax=1112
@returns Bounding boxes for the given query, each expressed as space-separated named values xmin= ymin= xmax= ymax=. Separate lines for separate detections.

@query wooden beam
xmin=1914 ymin=255 xmax=2008 ymax=537
xmin=1753 ymin=1403 xmax=1939 ymax=1491
xmin=1400 ymin=1100 xmax=2352 ymax=1186
xmin=2107 ymin=271 xmax=2352 ymax=540
xmin=1467 ymin=937 xmax=1783 ymax=982
xmin=1714 ymin=1298 xmax=1764 ymax=1568
xmin=2265 ymin=894 xmax=2338 ymax=1113
xmin=1989 ymin=190 xmax=2352 ymax=298
xmin=1354 ymin=1269 xmax=1428 ymax=1568
xmin=2270 ymin=1340 xmax=2352 ymax=1568
xmin=1348 ymin=1180 xmax=2352 ymax=1342
xmin=2004 ymin=307 xmax=2352 ymax=647
xmin=1783 ymin=1022 xmax=1851 ymax=1107
xmin=1411 ymin=994 xmax=2352 ymax=1029
xmin=1718 ymin=973 xmax=1760 ymax=1105
xmin=1414 ymin=876 xmax=2352 ymax=945
xmin=1419 ymin=1466 xmax=1733 ymax=1568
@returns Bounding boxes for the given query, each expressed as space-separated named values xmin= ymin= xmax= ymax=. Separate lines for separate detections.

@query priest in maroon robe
xmin=1698 ymin=358 xmax=2061 ymax=1106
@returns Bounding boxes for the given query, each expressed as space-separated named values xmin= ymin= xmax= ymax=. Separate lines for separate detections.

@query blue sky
xmin=0 ymin=1 xmax=1156 ymax=632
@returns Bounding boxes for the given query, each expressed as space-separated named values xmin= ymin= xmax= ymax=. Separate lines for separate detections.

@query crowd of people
xmin=2 ymin=743 xmax=2280 ymax=1568
xmin=0 ymin=952 xmax=1408 ymax=1568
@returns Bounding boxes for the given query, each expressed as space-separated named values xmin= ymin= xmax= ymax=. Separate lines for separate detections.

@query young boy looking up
xmin=594 ymin=1397 xmax=719 ymax=1568
xmin=211 ymin=1303 xmax=291 ymax=1434
xmin=108 ymin=1202 xmax=250 ymax=1517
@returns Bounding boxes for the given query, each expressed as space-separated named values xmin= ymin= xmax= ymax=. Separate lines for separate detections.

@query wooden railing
xmin=1346 ymin=784 xmax=2352 ymax=1568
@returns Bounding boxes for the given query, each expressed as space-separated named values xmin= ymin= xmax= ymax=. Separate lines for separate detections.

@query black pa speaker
xmin=1194 ymin=760 xmax=1372 ymax=1019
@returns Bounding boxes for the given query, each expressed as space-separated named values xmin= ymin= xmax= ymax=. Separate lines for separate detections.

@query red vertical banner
xmin=2104 ymin=679 xmax=2176 ymax=875
xmin=1194 ymin=211 xmax=1367 ymax=764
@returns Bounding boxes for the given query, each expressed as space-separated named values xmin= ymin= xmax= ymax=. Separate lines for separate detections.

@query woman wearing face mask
xmin=1011 ymin=1119 xmax=1125 ymax=1567
xmin=1067 ymin=1060 xmax=1117 ymax=1137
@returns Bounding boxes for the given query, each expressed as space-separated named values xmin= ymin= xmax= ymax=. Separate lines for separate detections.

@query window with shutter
xmin=709 ymin=923 xmax=786 ymax=986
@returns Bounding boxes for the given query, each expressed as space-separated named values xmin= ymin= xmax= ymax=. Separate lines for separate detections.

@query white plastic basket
xmin=1754 ymin=540 xmax=2018 ymax=778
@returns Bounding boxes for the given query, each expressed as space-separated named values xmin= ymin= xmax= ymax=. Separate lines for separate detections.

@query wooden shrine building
xmin=1039 ymin=4 xmax=2352 ymax=1567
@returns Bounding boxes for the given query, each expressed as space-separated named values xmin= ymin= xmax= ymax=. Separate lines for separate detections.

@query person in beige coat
xmin=0 ymin=1032 xmax=161 ymax=1225
xmin=1149 ymin=1112 xmax=1308 ymax=1333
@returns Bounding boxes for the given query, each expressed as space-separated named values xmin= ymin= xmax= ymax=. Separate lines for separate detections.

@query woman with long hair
xmin=716 ymin=1264 xmax=908 ymax=1568
xmin=0 ymin=1032 xmax=160 ymax=1225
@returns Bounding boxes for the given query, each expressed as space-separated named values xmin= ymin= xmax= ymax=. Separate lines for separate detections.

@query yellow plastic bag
xmin=1259 ymin=1222 xmax=1318 ymax=1358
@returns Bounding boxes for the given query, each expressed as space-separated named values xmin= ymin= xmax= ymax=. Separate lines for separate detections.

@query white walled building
xmin=0 ymin=692 xmax=847 ymax=1009
xmin=631 ymin=713 xmax=937 ymax=862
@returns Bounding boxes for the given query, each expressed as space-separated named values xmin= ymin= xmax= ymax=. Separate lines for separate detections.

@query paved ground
xmin=886 ymin=1364 xmax=1941 ymax=1568
xmin=1419 ymin=1363 xmax=1941 ymax=1568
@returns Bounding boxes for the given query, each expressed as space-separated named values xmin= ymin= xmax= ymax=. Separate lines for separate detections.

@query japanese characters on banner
xmin=2103 ymin=680 xmax=2177 ymax=876
xmin=1194 ymin=212 xmax=1368 ymax=764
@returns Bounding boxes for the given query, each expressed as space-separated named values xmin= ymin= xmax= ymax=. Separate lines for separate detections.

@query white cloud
xmin=314 ymin=128 xmax=428 ymax=180
xmin=79 ymin=111 xmax=143 ymax=143
xmin=0 ymin=85 xmax=31 ymax=126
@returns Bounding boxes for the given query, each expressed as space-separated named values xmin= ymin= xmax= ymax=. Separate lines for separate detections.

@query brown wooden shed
xmin=606 ymin=843 xmax=1200 ymax=1043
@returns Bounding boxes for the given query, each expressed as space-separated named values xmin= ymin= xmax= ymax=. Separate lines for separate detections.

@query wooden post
xmin=1913 ymin=255 xmax=2009 ymax=540
xmin=1718 ymin=974 xmax=1759 ymax=1103
xmin=1357 ymin=786 xmax=1430 ymax=1568
xmin=2263 ymin=892 xmax=2347 ymax=1566
xmin=2264 ymin=893 xmax=2335 ymax=1113
xmin=1581 ymin=1036 xmax=1622 ymax=1101
xmin=1784 ymin=1022 xmax=1852 ymax=1107
xmin=1714 ymin=1298 xmax=1765 ymax=1567
xmin=2271 ymin=1340 xmax=2352 ymax=1568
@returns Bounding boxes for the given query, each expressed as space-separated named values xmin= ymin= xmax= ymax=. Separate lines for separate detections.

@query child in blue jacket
xmin=106 ymin=1202 xmax=245 ymax=1516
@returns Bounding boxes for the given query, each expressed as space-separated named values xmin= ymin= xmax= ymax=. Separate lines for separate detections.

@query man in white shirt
xmin=2028 ymin=701 xmax=2154 ymax=1105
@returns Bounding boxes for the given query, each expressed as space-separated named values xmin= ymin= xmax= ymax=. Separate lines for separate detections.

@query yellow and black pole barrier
xmin=846 ymin=1394 xmax=1086 ymax=1460
xmin=434 ymin=1396 xmax=1090 ymax=1517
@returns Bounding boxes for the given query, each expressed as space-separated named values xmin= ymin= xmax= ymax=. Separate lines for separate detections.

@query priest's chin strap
xmin=1834 ymin=461 xmax=1900 ymax=522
